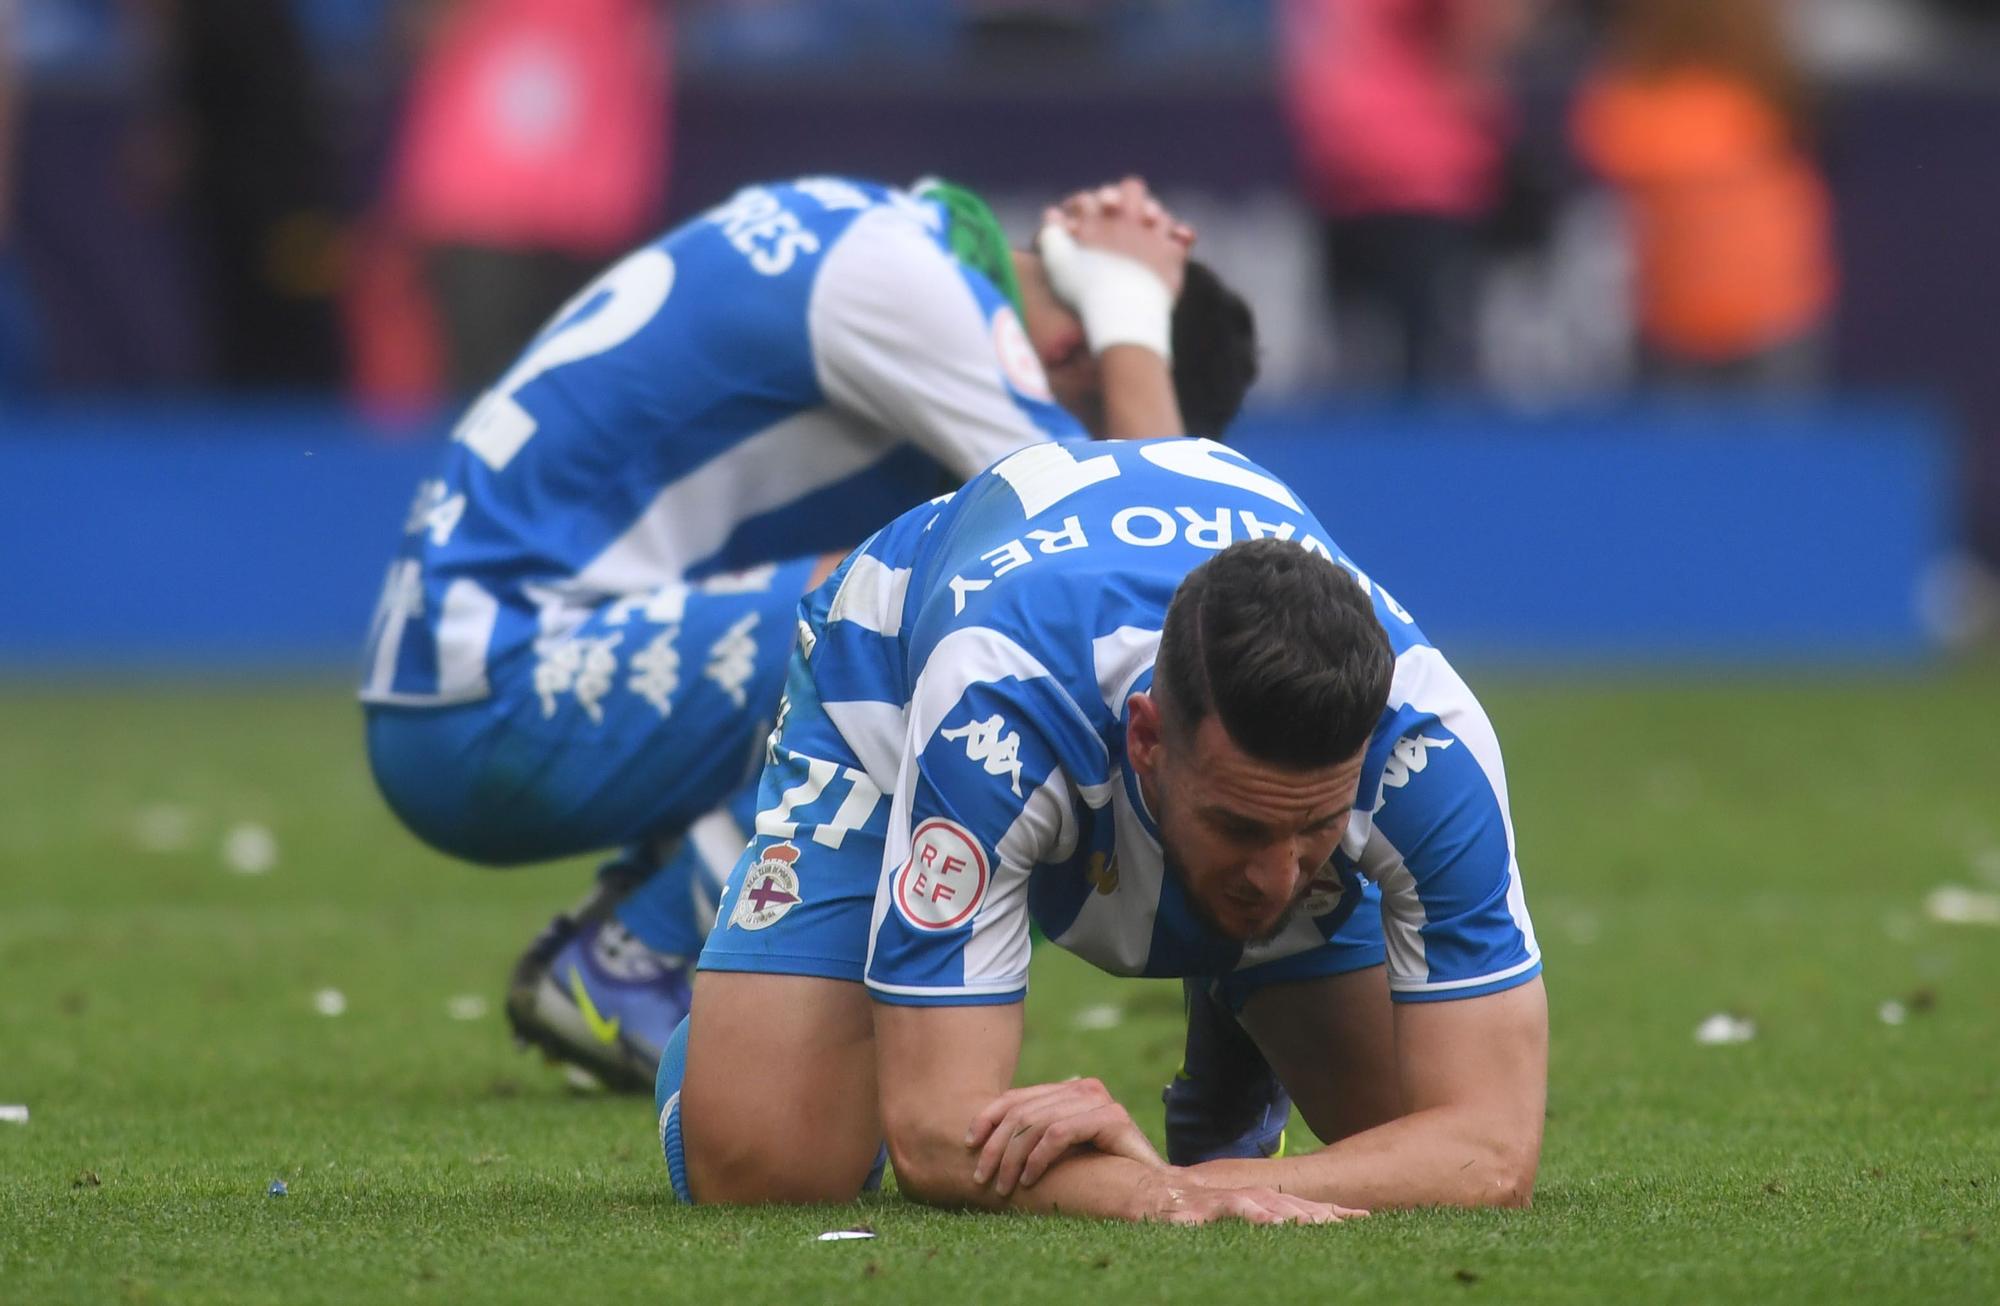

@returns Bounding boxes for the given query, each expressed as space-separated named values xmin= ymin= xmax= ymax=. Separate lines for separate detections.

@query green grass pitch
xmin=3 ymin=668 xmax=1997 ymax=1303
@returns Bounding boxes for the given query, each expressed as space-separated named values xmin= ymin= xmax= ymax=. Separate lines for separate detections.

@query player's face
xmin=1016 ymin=253 xmax=1108 ymax=434
xmin=1041 ymin=332 xmax=1105 ymax=435
xmin=1130 ymin=698 xmax=1364 ymax=944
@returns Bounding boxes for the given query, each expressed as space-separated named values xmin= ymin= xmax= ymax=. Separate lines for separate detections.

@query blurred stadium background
xmin=5 ymin=3 xmax=2000 ymax=1298
xmin=3 ymin=0 xmax=1999 ymax=669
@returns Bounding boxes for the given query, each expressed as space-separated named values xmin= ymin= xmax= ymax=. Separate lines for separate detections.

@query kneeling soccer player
xmin=358 ymin=175 xmax=1257 ymax=1090
xmin=657 ymin=436 xmax=1548 ymax=1221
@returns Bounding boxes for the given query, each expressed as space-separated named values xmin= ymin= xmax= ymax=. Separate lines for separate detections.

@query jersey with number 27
xmin=797 ymin=437 xmax=1541 ymax=1006
xmin=360 ymin=177 xmax=1084 ymax=707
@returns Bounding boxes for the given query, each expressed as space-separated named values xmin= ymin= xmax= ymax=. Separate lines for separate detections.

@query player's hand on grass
xmin=966 ymin=1076 xmax=1164 ymax=1195
xmin=1142 ymin=1171 xmax=1366 ymax=1226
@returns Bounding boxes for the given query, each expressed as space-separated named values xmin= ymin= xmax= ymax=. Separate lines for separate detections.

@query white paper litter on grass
xmin=222 ymin=823 xmax=279 ymax=875
xmin=1924 ymin=885 xmax=2000 ymax=926
xmin=816 ymin=1230 xmax=875 ymax=1242
xmin=313 ymin=988 xmax=347 ymax=1017
xmin=0 ymin=1105 xmax=28 ymax=1124
xmin=445 ymin=995 xmax=488 ymax=1021
xmin=1694 ymin=1013 xmax=1756 ymax=1045
xmin=1070 ymin=1003 xmax=1124 ymax=1031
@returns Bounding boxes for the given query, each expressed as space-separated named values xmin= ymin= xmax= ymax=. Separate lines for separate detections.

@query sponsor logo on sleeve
xmin=940 ymin=713 xmax=1025 ymax=796
xmin=991 ymin=307 xmax=1054 ymax=403
xmin=893 ymin=818 xmax=990 ymax=931
xmin=1376 ymin=733 xmax=1455 ymax=816
xmin=730 ymin=842 xmax=803 ymax=931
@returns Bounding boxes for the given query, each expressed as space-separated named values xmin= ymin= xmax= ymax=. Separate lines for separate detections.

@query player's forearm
xmin=1189 ymin=1105 xmax=1539 ymax=1209
xmin=892 ymin=1132 xmax=1173 ymax=1221
xmin=1097 ymin=345 xmax=1184 ymax=441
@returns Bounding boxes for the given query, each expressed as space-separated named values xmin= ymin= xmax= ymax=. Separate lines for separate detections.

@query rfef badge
xmin=893 ymin=819 xmax=989 ymax=931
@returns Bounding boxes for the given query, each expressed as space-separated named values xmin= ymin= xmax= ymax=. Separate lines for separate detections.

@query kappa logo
xmin=703 ymin=612 xmax=761 ymax=709
xmin=627 ymin=627 xmax=682 ymax=718
xmin=730 ymin=843 xmax=803 ymax=931
xmin=1377 ymin=733 xmax=1455 ymax=814
xmin=894 ymin=819 xmax=990 ymax=931
xmin=940 ymin=714 xmax=1024 ymax=796
xmin=533 ymin=632 xmax=624 ymax=724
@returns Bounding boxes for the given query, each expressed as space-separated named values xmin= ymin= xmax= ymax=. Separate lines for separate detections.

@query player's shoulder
xmin=666 ymin=176 xmax=931 ymax=280
xmin=935 ymin=439 xmax=1336 ymax=578
xmin=901 ymin=441 xmax=1283 ymax=706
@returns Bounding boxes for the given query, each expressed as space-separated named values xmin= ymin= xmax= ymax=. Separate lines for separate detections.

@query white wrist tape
xmin=1036 ymin=224 xmax=1174 ymax=361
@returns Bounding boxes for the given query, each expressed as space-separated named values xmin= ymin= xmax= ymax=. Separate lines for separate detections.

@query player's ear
xmin=1127 ymin=692 xmax=1164 ymax=774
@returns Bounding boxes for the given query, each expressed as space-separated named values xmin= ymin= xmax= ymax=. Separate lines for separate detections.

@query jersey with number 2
xmin=360 ymin=177 xmax=1084 ymax=707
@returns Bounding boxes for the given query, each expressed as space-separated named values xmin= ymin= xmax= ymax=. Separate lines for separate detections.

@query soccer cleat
xmin=1161 ymin=978 xmax=1291 ymax=1165
xmin=506 ymin=916 xmax=692 ymax=1093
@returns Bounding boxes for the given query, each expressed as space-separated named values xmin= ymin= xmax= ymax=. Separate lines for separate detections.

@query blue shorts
xmin=696 ymin=590 xmax=888 ymax=982
xmin=697 ymin=555 xmax=1389 ymax=1006
xmin=365 ymin=557 xmax=816 ymax=865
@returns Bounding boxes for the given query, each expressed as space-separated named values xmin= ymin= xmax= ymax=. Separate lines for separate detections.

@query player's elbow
xmin=1484 ymin=1162 xmax=1536 ymax=1209
xmin=1465 ymin=1138 xmax=1539 ymax=1209
xmin=880 ymin=1110 xmax=980 ymax=1209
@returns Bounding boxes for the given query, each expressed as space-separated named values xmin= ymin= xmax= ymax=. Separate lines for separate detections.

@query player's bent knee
xmin=682 ymin=1063 xmax=882 ymax=1203
xmin=674 ymin=972 xmax=884 ymax=1205
xmin=685 ymin=1123 xmax=880 ymax=1205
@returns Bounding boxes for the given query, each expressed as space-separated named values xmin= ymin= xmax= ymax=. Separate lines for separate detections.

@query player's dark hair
xmin=1155 ymin=539 xmax=1393 ymax=770
xmin=1171 ymin=259 xmax=1259 ymax=440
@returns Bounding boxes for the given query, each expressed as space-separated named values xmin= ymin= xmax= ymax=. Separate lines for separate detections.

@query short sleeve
xmin=865 ymin=668 xmax=1084 ymax=1005
xmin=1361 ymin=652 xmax=1542 ymax=1003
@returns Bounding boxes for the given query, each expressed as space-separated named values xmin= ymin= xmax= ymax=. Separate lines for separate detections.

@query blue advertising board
xmin=0 ymin=399 xmax=1954 ymax=671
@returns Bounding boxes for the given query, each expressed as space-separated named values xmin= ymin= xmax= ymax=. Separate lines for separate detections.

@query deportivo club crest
xmin=1301 ymin=873 xmax=1346 ymax=918
xmin=730 ymin=843 xmax=803 ymax=931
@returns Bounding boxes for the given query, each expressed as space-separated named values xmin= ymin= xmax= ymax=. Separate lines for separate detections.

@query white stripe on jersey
xmin=362 ymin=569 xmax=500 ymax=707
xmin=1405 ymin=954 xmax=1543 ymax=994
xmin=435 ymin=579 xmax=501 ymax=700
xmin=1090 ymin=625 xmax=1160 ymax=717
xmin=958 ymin=766 xmax=1078 ymax=995
xmin=572 ymin=405 xmax=894 ymax=596
xmin=1365 ymin=848 xmax=1431 ymax=987
xmin=811 ymin=206 xmax=1068 ymax=483
xmin=827 ymin=555 xmax=911 ymax=636
xmin=822 ymin=699 xmax=907 ymax=793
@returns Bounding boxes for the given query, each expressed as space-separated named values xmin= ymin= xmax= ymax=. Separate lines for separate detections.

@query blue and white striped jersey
xmin=361 ymin=177 xmax=1083 ymax=706
xmin=795 ymin=437 xmax=1540 ymax=1004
